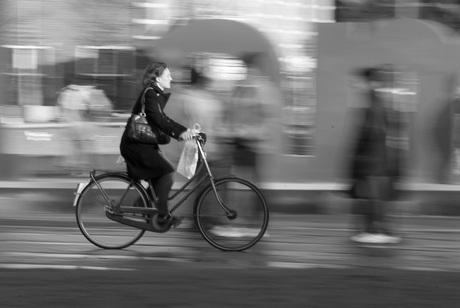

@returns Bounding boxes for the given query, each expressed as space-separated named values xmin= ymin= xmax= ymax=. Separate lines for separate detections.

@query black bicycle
xmin=74 ymin=135 xmax=269 ymax=251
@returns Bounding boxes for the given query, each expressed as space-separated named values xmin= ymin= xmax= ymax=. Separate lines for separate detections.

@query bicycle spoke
xmin=75 ymin=174 xmax=148 ymax=249
xmin=194 ymin=177 xmax=269 ymax=251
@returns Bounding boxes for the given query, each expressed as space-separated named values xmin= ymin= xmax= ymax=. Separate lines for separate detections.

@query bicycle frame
xmin=167 ymin=138 xmax=231 ymax=215
xmin=75 ymin=133 xmax=269 ymax=250
xmin=81 ymin=137 xmax=233 ymax=223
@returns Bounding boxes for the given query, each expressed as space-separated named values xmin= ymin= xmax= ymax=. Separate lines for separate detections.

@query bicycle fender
xmin=73 ymin=182 xmax=89 ymax=207
xmin=213 ymin=175 xmax=237 ymax=181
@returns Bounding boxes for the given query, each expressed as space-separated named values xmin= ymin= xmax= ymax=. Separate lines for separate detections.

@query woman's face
xmin=156 ymin=68 xmax=172 ymax=89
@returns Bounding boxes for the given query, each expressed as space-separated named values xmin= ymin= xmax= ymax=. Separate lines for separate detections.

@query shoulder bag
xmin=126 ymin=87 xmax=171 ymax=145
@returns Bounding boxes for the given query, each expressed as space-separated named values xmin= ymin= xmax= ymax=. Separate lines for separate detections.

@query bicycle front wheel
xmin=194 ymin=177 xmax=269 ymax=251
xmin=75 ymin=174 xmax=148 ymax=249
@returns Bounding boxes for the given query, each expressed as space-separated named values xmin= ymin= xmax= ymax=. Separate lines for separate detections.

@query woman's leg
xmin=150 ymin=172 xmax=174 ymax=216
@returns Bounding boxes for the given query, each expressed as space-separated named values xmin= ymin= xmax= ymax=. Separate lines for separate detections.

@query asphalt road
xmin=1 ymin=210 xmax=460 ymax=307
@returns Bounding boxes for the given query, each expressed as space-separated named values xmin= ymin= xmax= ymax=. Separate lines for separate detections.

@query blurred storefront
xmin=317 ymin=16 xmax=460 ymax=184
xmin=2 ymin=0 xmax=460 ymax=185
xmin=0 ymin=0 xmax=329 ymax=181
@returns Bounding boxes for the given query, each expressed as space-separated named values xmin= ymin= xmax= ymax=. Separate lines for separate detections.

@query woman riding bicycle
xmin=120 ymin=62 xmax=195 ymax=224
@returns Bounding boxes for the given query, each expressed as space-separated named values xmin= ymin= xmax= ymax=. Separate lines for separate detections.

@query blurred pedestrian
xmin=179 ymin=70 xmax=231 ymax=227
xmin=226 ymin=57 xmax=278 ymax=184
xmin=207 ymin=58 xmax=278 ymax=238
xmin=348 ymin=64 xmax=405 ymax=244
xmin=57 ymin=84 xmax=93 ymax=175
xmin=183 ymin=72 xmax=229 ymax=170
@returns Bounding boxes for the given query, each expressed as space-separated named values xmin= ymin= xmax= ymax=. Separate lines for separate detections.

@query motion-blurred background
xmin=1 ymin=0 xmax=460 ymax=193
xmin=3 ymin=4 xmax=460 ymax=306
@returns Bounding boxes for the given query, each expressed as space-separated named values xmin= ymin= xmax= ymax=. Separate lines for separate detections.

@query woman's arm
xmin=144 ymin=89 xmax=187 ymax=140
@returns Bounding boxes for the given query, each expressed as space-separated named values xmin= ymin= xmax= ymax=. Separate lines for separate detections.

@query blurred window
xmin=335 ymin=0 xmax=397 ymax=22
xmin=208 ymin=57 xmax=246 ymax=81
xmin=0 ymin=45 xmax=55 ymax=107
xmin=282 ymin=69 xmax=316 ymax=156
xmin=74 ymin=46 xmax=135 ymax=112
xmin=130 ymin=1 xmax=170 ymax=41
xmin=186 ymin=53 xmax=245 ymax=92
xmin=311 ymin=0 xmax=336 ymax=23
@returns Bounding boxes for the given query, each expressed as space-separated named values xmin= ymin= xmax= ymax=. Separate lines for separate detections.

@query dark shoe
xmin=169 ymin=216 xmax=183 ymax=228
xmin=156 ymin=214 xmax=183 ymax=227
xmin=156 ymin=213 xmax=169 ymax=224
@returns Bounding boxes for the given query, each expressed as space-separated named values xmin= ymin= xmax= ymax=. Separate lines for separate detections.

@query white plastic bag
xmin=176 ymin=124 xmax=201 ymax=179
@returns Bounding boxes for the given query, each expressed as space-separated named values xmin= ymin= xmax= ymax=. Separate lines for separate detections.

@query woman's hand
xmin=179 ymin=129 xmax=194 ymax=141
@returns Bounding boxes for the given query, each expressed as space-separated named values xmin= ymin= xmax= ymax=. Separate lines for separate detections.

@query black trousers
xmin=149 ymin=172 xmax=174 ymax=215
xmin=352 ymin=176 xmax=395 ymax=234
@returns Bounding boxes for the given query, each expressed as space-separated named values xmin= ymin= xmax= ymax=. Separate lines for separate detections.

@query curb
xmin=1 ymin=179 xmax=460 ymax=216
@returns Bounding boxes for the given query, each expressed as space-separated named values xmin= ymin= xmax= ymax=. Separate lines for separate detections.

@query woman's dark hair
xmin=141 ymin=62 xmax=168 ymax=87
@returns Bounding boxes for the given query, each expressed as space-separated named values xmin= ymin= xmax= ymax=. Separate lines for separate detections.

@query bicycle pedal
xmin=105 ymin=205 xmax=122 ymax=216
xmin=170 ymin=217 xmax=183 ymax=228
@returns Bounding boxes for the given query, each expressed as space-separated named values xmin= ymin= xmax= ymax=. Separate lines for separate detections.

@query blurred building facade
xmin=335 ymin=0 xmax=460 ymax=29
xmin=0 ymin=0 xmax=330 ymax=155
xmin=1 ymin=0 xmax=460 ymax=184
xmin=327 ymin=0 xmax=460 ymax=184
xmin=0 ymin=0 xmax=330 ymax=180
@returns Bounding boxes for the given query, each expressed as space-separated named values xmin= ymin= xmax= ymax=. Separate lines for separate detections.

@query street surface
xmin=1 ymin=209 xmax=460 ymax=307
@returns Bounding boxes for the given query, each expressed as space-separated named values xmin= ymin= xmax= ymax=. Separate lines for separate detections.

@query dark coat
xmin=350 ymin=106 xmax=388 ymax=179
xmin=120 ymin=85 xmax=187 ymax=180
xmin=349 ymin=90 xmax=404 ymax=200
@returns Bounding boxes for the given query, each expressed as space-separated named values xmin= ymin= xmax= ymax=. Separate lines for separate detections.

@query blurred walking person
xmin=179 ymin=70 xmax=230 ymax=228
xmin=348 ymin=65 xmax=406 ymax=244
xmin=183 ymin=72 xmax=229 ymax=173
xmin=210 ymin=56 xmax=279 ymax=238
xmin=226 ymin=55 xmax=279 ymax=184
xmin=57 ymin=84 xmax=93 ymax=176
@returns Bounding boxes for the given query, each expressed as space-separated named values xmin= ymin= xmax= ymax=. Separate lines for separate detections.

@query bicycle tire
xmin=75 ymin=173 xmax=149 ymax=249
xmin=194 ymin=177 xmax=269 ymax=251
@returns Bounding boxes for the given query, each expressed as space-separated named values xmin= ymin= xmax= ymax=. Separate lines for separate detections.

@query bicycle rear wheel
xmin=194 ymin=177 xmax=269 ymax=251
xmin=75 ymin=174 xmax=148 ymax=249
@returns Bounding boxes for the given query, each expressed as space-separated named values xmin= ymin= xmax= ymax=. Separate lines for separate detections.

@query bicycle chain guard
xmin=105 ymin=211 xmax=171 ymax=233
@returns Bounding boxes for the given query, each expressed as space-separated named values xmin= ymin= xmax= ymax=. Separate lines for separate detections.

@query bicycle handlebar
xmin=194 ymin=134 xmax=204 ymax=141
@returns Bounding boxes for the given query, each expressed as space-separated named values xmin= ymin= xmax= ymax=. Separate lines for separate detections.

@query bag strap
xmin=139 ymin=87 xmax=152 ymax=115
xmin=140 ymin=87 xmax=164 ymax=116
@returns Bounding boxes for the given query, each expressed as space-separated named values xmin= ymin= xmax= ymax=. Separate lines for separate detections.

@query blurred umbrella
xmin=370 ymin=19 xmax=455 ymax=74
xmin=135 ymin=47 xmax=154 ymax=70
xmin=153 ymin=19 xmax=281 ymax=85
